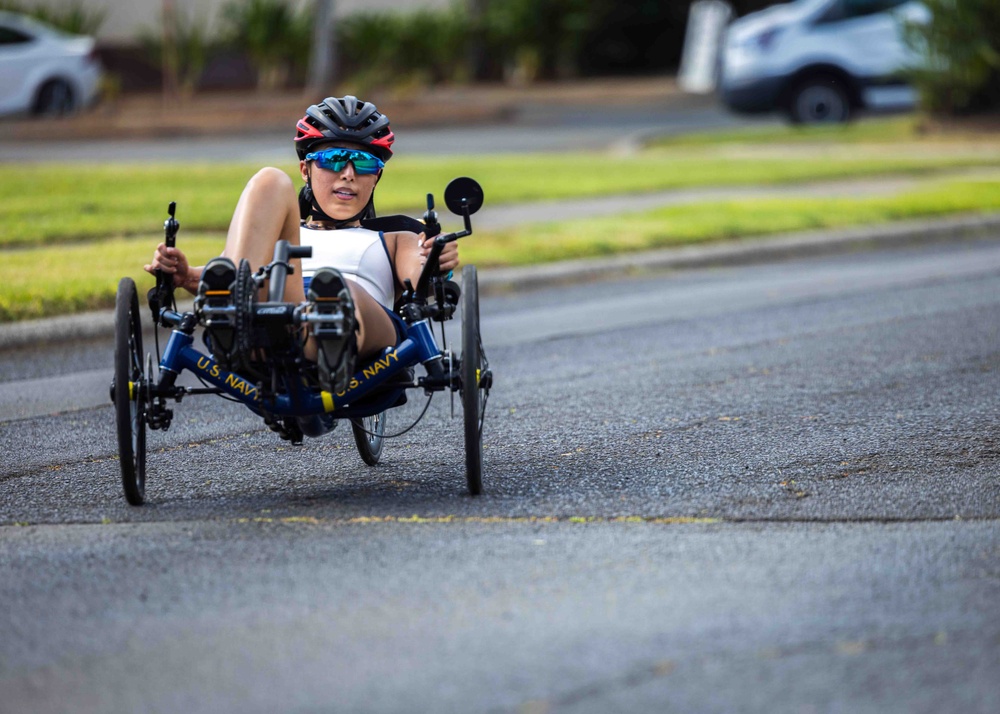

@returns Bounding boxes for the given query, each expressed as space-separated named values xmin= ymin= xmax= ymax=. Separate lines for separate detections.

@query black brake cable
xmin=154 ymin=319 xmax=161 ymax=367
xmin=151 ymin=280 xmax=177 ymax=376
xmin=351 ymin=392 xmax=435 ymax=439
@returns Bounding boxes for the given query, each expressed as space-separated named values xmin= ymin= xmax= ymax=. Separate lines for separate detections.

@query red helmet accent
xmin=295 ymin=117 xmax=326 ymax=143
xmin=293 ymin=96 xmax=394 ymax=162
xmin=370 ymin=132 xmax=395 ymax=155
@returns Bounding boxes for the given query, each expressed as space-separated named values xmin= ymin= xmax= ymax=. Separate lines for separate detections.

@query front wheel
xmin=352 ymin=412 xmax=386 ymax=466
xmin=461 ymin=265 xmax=490 ymax=495
xmin=785 ymin=75 xmax=852 ymax=124
xmin=113 ymin=278 xmax=147 ymax=505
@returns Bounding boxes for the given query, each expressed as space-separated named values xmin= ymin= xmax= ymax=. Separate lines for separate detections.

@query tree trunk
xmin=467 ymin=0 xmax=490 ymax=81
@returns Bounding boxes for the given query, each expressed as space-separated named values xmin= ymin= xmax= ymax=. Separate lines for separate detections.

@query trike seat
xmin=361 ymin=214 xmax=427 ymax=235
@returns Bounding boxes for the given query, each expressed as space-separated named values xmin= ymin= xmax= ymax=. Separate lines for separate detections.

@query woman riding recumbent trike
xmin=111 ymin=176 xmax=491 ymax=506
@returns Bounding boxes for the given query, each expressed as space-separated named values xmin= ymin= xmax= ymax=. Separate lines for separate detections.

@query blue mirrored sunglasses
xmin=305 ymin=148 xmax=385 ymax=175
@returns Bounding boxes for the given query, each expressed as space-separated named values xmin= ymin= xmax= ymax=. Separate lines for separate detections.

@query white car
xmin=0 ymin=11 xmax=102 ymax=117
xmin=719 ymin=0 xmax=928 ymax=123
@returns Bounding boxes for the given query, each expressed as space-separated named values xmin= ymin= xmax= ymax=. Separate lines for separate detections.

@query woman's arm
xmin=391 ymin=231 xmax=460 ymax=290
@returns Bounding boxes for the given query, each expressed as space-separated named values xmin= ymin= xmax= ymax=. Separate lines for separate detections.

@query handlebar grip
xmin=423 ymin=193 xmax=440 ymax=238
xmin=151 ymin=202 xmax=179 ymax=319
xmin=288 ymin=246 xmax=313 ymax=259
xmin=164 ymin=201 xmax=178 ymax=248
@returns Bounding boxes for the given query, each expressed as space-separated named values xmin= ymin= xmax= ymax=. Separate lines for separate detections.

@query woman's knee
xmin=245 ymin=167 xmax=295 ymax=197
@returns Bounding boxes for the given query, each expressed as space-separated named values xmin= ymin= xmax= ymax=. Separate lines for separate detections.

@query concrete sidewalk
xmin=0 ymin=77 xmax=685 ymax=142
xmin=2 ymin=211 xmax=998 ymax=351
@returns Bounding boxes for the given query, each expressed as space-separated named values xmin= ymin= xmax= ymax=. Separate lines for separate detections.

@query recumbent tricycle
xmin=111 ymin=177 xmax=491 ymax=505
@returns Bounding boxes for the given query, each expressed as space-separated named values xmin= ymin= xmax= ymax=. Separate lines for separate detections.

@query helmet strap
xmin=299 ymin=170 xmax=380 ymax=229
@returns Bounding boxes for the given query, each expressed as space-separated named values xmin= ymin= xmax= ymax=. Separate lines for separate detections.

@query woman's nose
xmin=340 ymin=161 xmax=356 ymax=179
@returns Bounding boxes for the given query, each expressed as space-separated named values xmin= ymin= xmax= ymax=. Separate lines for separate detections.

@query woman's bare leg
xmin=345 ymin=282 xmax=398 ymax=359
xmin=222 ymin=167 xmax=304 ymax=303
xmin=220 ymin=167 xmax=398 ymax=360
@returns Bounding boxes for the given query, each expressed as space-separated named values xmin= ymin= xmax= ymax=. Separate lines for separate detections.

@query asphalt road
xmin=1 ymin=238 xmax=999 ymax=712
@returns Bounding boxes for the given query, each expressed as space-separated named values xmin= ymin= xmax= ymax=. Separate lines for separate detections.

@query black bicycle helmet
xmin=294 ymin=95 xmax=395 ymax=162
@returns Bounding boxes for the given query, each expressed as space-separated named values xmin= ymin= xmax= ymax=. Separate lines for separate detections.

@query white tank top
xmin=300 ymin=226 xmax=395 ymax=309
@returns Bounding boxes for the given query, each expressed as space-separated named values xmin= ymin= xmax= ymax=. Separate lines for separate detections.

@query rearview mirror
xmin=444 ymin=177 xmax=484 ymax=216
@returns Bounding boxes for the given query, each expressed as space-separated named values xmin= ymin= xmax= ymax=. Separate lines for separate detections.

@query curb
xmin=2 ymin=212 xmax=999 ymax=352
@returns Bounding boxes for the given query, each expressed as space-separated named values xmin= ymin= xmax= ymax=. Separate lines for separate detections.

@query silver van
xmin=719 ymin=0 xmax=928 ymax=123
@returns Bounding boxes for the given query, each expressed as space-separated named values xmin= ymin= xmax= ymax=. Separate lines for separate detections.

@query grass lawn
xmin=0 ymin=234 xmax=223 ymax=323
xmin=3 ymin=177 xmax=998 ymax=322
xmin=2 ymin=127 xmax=999 ymax=247
xmin=3 ymin=118 xmax=1000 ymax=322
xmin=460 ymin=178 xmax=1000 ymax=267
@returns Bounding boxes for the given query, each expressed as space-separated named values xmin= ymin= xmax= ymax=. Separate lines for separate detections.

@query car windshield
xmin=789 ymin=0 xmax=834 ymax=11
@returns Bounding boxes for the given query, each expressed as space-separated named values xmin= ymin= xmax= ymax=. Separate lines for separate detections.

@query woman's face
xmin=299 ymin=141 xmax=381 ymax=223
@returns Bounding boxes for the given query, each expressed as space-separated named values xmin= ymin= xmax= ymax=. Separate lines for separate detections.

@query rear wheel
xmin=33 ymin=79 xmax=75 ymax=116
xmin=113 ymin=278 xmax=147 ymax=505
xmin=352 ymin=412 xmax=386 ymax=466
xmin=461 ymin=265 xmax=490 ymax=495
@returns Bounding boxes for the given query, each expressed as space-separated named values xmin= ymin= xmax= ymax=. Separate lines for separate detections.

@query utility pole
xmin=307 ymin=0 xmax=336 ymax=96
xmin=161 ymin=0 xmax=179 ymax=102
xmin=467 ymin=0 xmax=488 ymax=81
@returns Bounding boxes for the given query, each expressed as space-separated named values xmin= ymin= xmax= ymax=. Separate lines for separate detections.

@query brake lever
xmin=422 ymin=193 xmax=440 ymax=239
xmin=150 ymin=201 xmax=179 ymax=324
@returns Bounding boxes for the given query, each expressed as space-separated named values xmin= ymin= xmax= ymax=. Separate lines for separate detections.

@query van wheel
xmin=786 ymin=75 xmax=851 ymax=124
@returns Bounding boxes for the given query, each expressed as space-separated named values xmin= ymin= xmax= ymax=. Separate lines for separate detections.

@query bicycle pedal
xmin=312 ymin=311 xmax=349 ymax=338
xmin=196 ymin=257 xmax=238 ymax=360
xmin=307 ymin=268 xmax=356 ymax=393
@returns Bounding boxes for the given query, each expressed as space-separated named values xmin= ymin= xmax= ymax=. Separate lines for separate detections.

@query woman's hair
xmin=294 ymin=96 xmax=394 ymax=162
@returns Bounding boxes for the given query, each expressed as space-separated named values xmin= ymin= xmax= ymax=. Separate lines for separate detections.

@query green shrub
xmin=337 ymin=7 xmax=469 ymax=89
xmin=0 ymin=0 xmax=106 ymax=34
xmin=140 ymin=5 xmax=216 ymax=95
xmin=483 ymin=0 xmax=591 ymax=80
xmin=219 ymin=0 xmax=310 ymax=89
xmin=905 ymin=0 xmax=1000 ymax=114
xmin=337 ymin=0 xmax=598 ymax=88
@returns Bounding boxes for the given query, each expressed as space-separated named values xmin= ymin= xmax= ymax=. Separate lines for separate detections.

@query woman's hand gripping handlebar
xmin=399 ymin=181 xmax=480 ymax=323
xmin=147 ymin=201 xmax=180 ymax=323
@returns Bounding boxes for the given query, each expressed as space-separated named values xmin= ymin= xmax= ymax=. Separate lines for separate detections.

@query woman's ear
xmin=299 ymin=159 xmax=310 ymax=183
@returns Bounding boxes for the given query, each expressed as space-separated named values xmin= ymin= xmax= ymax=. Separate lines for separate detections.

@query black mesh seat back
xmin=361 ymin=215 xmax=426 ymax=235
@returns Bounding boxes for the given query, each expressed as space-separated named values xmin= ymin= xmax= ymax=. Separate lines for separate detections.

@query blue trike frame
xmin=155 ymin=303 xmax=446 ymax=421
xmin=112 ymin=178 xmax=489 ymax=505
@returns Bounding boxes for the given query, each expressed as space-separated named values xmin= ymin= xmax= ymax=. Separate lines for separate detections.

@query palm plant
xmin=220 ymin=0 xmax=310 ymax=90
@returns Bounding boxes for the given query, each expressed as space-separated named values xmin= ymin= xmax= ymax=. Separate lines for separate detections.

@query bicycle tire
xmin=113 ymin=278 xmax=147 ymax=505
xmin=352 ymin=412 xmax=386 ymax=466
xmin=461 ymin=265 xmax=484 ymax=495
